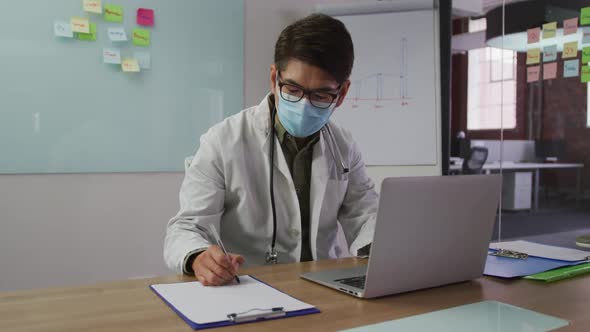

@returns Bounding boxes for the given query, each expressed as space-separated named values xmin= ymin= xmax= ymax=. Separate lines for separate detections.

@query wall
xmin=0 ymin=0 xmax=443 ymax=291
xmin=0 ymin=173 xmax=181 ymax=291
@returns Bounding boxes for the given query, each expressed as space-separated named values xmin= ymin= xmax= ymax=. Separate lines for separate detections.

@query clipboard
xmin=150 ymin=275 xmax=319 ymax=330
xmin=484 ymin=250 xmax=585 ymax=278
xmin=484 ymin=241 xmax=590 ymax=278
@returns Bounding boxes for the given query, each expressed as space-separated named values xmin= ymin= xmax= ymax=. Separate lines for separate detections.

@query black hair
xmin=274 ymin=14 xmax=354 ymax=84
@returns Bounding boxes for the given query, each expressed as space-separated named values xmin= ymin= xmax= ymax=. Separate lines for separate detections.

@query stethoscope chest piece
xmin=265 ymin=249 xmax=279 ymax=265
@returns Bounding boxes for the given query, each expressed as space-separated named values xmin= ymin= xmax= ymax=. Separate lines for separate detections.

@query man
xmin=164 ymin=14 xmax=378 ymax=286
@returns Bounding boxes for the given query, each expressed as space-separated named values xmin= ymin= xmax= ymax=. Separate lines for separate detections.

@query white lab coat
xmin=164 ymin=94 xmax=378 ymax=273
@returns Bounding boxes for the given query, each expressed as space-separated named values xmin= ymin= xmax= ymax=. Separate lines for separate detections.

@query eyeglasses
xmin=277 ymin=74 xmax=340 ymax=109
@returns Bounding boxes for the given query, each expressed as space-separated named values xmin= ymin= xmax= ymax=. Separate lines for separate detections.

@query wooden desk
xmin=1 ymin=258 xmax=589 ymax=331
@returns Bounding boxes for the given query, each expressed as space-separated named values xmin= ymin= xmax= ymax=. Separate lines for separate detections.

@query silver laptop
xmin=301 ymin=175 xmax=502 ymax=298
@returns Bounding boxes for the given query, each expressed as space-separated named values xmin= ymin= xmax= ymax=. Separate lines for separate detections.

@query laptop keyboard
xmin=335 ymin=275 xmax=366 ymax=289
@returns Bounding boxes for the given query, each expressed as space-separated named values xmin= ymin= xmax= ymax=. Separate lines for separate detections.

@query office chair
xmin=462 ymin=147 xmax=489 ymax=175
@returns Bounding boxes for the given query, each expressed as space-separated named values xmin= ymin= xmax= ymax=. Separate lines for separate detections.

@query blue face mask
xmin=275 ymin=91 xmax=337 ymax=138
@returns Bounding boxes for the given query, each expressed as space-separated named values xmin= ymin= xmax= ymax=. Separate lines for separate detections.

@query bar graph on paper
xmin=331 ymin=10 xmax=438 ymax=166
xmin=347 ymin=38 xmax=410 ymax=110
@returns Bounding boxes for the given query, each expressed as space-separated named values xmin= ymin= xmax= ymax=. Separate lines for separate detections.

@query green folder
xmin=524 ymin=263 xmax=590 ymax=282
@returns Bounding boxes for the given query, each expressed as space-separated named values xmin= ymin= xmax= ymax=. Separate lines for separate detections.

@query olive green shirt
xmin=270 ymin=96 xmax=319 ymax=262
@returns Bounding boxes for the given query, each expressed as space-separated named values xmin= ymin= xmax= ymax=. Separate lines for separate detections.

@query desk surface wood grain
xmin=1 ymin=258 xmax=589 ymax=331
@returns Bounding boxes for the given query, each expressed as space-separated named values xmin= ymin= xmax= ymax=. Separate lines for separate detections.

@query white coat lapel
xmin=256 ymin=94 xmax=294 ymax=183
xmin=309 ymin=129 xmax=330 ymax=259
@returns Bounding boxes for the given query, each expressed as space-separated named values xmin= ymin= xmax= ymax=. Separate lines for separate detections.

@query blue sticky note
xmin=564 ymin=59 xmax=580 ymax=78
xmin=543 ymin=44 xmax=557 ymax=62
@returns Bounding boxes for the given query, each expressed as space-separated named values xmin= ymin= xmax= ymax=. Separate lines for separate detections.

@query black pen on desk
xmin=208 ymin=224 xmax=241 ymax=284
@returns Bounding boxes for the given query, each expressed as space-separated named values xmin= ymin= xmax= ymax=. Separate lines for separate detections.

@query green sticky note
xmin=582 ymin=7 xmax=590 ymax=25
xmin=583 ymin=46 xmax=590 ymax=64
xmin=132 ymin=28 xmax=150 ymax=46
xmin=581 ymin=65 xmax=590 ymax=82
xmin=76 ymin=22 xmax=97 ymax=41
xmin=104 ymin=4 xmax=123 ymax=22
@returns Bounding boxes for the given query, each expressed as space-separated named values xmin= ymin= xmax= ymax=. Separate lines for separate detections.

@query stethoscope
xmin=265 ymin=104 xmax=349 ymax=264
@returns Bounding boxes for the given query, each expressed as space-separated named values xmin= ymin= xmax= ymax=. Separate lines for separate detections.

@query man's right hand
xmin=192 ymin=245 xmax=245 ymax=286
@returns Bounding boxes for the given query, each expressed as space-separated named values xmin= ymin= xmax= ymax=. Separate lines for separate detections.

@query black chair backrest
xmin=462 ymin=147 xmax=489 ymax=175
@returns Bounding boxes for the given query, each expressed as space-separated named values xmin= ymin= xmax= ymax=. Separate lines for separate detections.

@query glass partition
xmin=452 ymin=0 xmax=590 ymax=255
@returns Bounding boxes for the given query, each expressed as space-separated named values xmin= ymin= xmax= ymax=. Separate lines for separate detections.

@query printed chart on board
xmin=333 ymin=10 xmax=438 ymax=166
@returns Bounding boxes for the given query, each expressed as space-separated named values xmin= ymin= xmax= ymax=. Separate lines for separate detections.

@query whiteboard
xmin=0 ymin=0 xmax=243 ymax=173
xmin=331 ymin=10 xmax=439 ymax=165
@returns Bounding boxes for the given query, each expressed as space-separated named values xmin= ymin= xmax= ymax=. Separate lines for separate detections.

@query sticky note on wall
xmin=108 ymin=26 xmax=127 ymax=41
xmin=83 ymin=0 xmax=102 ymax=14
xmin=71 ymin=16 xmax=89 ymax=33
xmin=581 ymin=7 xmax=590 ymax=25
xmin=543 ymin=62 xmax=557 ymax=80
xmin=134 ymin=51 xmax=151 ymax=69
xmin=122 ymin=58 xmax=140 ymax=72
xmin=54 ymin=20 xmax=73 ymax=38
xmin=583 ymin=46 xmax=590 ymax=64
xmin=543 ymin=45 xmax=557 ymax=62
xmin=542 ymin=22 xmax=557 ymax=39
xmin=527 ymin=65 xmax=540 ymax=82
xmin=527 ymin=28 xmax=540 ymax=44
xmin=104 ymin=4 xmax=123 ymax=22
xmin=564 ymin=59 xmax=580 ymax=78
xmin=563 ymin=41 xmax=578 ymax=59
xmin=581 ymin=65 xmax=590 ymax=82
xmin=137 ymin=8 xmax=154 ymax=26
xmin=76 ymin=22 xmax=97 ymax=41
xmin=103 ymin=48 xmax=121 ymax=64
xmin=526 ymin=48 xmax=541 ymax=65
xmin=563 ymin=18 xmax=578 ymax=35
xmin=132 ymin=28 xmax=150 ymax=46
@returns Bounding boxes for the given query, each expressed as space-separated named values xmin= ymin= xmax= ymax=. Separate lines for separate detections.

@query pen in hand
xmin=208 ymin=224 xmax=241 ymax=284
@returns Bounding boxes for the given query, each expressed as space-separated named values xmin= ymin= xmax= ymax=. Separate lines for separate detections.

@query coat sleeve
xmin=163 ymin=133 xmax=226 ymax=274
xmin=337 ymin=140 xmax=379 ymax=256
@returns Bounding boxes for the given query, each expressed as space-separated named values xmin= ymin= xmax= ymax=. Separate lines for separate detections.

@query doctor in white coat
xmin=164 ymin=14 xmax=378 ymax=286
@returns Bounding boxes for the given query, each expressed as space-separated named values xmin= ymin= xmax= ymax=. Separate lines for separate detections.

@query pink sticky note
xmin=527 ymin=65 xmax=540 ymax=82
xmin=563 ymin=17 xmax=578 ymax=35
xmin=543 ymin=62 xmax=557 ymax=80
xmin=137 ymin=8 xmax=154 ymax=26
xmin=527 ymin=27 xmax=540 ymax=44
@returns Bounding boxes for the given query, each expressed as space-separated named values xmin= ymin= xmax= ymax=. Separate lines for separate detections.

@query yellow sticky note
xmin=563 ymin=41 xmax=578 ymax=59
xmin=122 ymin=58 xmax=140 ymax=72
xmin=83 ymin=0 xmax=102 ymax=14
xmin=71 ymin=16 xmax=89 ymax=34
xmin=526 ymin=48 xmax=541 ymax=65
xmin=543 ymin=22 xmax=557 ymax=39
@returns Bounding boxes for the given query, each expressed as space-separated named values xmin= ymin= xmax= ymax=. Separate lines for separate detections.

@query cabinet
xmin=502 ymin=172 xmax=532 ymax=210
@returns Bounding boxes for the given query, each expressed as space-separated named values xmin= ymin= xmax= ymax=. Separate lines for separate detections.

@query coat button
xmin=289 ymin=228 xmax=300 ymax=238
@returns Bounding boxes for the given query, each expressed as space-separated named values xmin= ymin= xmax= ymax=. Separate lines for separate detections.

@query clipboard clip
xmin=227 ymin=307 xmax=286 ymax=323
xmin=489 ymin=248 xmax=529 ymax=260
